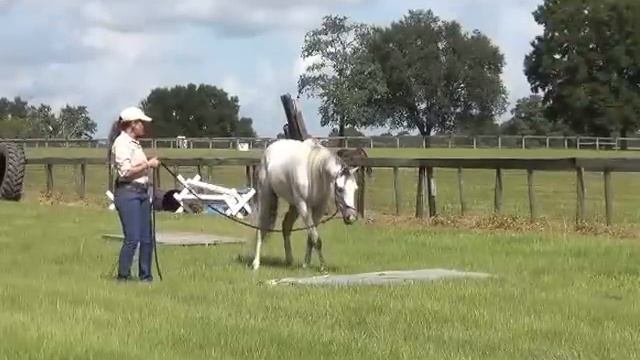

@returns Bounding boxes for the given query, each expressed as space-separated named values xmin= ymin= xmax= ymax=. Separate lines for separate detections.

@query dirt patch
xmin=368 ymin=212 xmax=639 ymax=240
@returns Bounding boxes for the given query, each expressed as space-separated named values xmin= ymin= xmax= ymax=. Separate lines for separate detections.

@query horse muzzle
xmin=343 ymin=213 xmax=358 ymax=225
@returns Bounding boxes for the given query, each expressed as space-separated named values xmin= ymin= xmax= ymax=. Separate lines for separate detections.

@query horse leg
xmin=251 ymin=184 xmax=277 ymax=271
xmin=282 ymin=205 xmax=298 ymax=266
xmin=295 ymin=202 xmax=317 ymax=269
xmin=311 ymin=206 xmax=328 ymax=272
xmin=298 ymin=203 xmax=327 ymax=271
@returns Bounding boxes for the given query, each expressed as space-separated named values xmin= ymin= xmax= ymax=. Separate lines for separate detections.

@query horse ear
xmin=349 ymin=167 xmax=358 ymax=176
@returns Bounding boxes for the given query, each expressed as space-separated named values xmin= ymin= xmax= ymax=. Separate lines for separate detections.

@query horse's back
xmin=261 ymin=139 xmax=311 ymax=188
xmin=263 ymin=139 xmax=310 ymax=167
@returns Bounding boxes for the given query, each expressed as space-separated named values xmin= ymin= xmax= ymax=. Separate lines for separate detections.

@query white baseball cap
xmin=119 ymin=106 xmax=152 ymax=122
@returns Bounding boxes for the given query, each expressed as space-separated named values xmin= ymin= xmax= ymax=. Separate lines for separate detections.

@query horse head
xmin=333 ymin=164 xmax=359 ymax=225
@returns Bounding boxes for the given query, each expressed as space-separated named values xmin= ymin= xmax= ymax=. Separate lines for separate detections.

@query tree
xmin=44 ymin=105 xmax=97 ymax=140
xmin=0 ymin=98 xmax=96 ymax=139
xmin=140 ymin=83 xmax=256 ymax=138
xmin=298 ymin=15 xmax=386 ymax=142
xmin=0 ymin=96 xmax=29 ymax=119
xmin=328 ymin=127 xmax=364 ymax=137
xmin=236 ymin=117 xmax=257 ymax=137
xmin=0 ymin=116 xmax=30 ymax=138
xmin=0 ymin=97 xmax=31 ymax=138
xmin=500 ymin=95 xmax=572 ymax=135
xmin=365 ymin=10 xmax=508 ymax=146
xmin=524 ymin=0 xmax=640 ymax=139
xmin=27 ymin=104 xmax=56 ymax=138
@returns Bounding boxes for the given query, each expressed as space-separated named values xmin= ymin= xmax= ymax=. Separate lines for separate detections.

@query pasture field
xmin=21 ymin=147 xmax=640 ymax=226
xmin=0 ymin=201 xmax=639 ymax=359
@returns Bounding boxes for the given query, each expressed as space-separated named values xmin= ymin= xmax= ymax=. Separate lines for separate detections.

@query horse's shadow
xmin=234 ymin=254 xmax=341 ymax=273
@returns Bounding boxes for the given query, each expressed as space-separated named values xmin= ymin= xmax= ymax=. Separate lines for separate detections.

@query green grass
xmin=0 ymin=202 xmax=639 ymax=359
xmin=20 ymin=147 xmax=640 ymax=226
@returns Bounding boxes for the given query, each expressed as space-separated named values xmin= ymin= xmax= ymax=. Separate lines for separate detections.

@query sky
xmin=0 ymin=0 xmax=544 ymax=137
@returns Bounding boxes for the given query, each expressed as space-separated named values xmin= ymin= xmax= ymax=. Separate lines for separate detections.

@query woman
xmin=107 ymin=106 xmax=160 ymax=282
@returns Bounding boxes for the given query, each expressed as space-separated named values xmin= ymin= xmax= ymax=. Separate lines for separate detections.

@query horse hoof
xmin=251 ymin=262 xmax=260 ymax=271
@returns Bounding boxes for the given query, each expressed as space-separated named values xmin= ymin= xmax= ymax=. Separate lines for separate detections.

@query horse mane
xmin=306 ymin=144 xmax=343 ymax=202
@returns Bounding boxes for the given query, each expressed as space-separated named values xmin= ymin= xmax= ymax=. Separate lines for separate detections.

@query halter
xmin=333 ymin=165 xmax=359 ymax=215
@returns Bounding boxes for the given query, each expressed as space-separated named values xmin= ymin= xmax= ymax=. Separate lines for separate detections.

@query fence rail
xmin=7 ymin=135 xmax=640 ymax=150
xmin=25 ymin=156 xmax=640 ymax=227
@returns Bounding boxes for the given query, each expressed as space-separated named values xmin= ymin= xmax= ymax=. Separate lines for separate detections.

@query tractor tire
xmin=0 ymin=142 xmax=26 ymax=201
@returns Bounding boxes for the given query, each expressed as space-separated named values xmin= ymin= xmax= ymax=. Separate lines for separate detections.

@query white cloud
xmin=76 ymin=0 xmax=372 ymax=37
xmin=0 ymin=0 xmax=545 ymax=137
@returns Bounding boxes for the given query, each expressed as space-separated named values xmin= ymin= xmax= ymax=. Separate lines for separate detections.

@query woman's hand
xmin=147 ymin=157 xmax=160 ymax=169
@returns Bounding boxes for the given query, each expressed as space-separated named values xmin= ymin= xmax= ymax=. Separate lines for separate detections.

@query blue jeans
xmin=114 ymin=187 xmax=153 ymax=281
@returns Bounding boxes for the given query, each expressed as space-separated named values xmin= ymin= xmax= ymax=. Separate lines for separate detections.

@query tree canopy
xmin=0 ymin=97 xmax=97 ymax=139
xmin=328 ymin=127 xmax=364 ymax=137
xmin=297 ymin=15 xmax=386 ymax=139
xmin=140 ymin=83 xmax=256 ymax=138
xmin=298 ymin=10 xmax=509 ymax=144
xmin=524 ymin=0 xmax=640 ymax=137
xmin=367 ymin=10 xmax=508 ymax=140
xmin=500 ymin=95 xmax=572 ymax=136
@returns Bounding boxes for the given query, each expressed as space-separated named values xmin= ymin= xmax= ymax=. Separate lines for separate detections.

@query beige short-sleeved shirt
xmin=111 ymin=131 xmax=149 ymax=184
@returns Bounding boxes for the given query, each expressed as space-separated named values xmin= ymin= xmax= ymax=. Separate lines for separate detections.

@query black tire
xmin=0 ymin=142 xmax=26 ymax=201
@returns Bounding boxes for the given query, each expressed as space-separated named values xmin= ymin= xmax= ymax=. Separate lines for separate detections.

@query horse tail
xmin=255 ymin=158 xmax=278 ymax=235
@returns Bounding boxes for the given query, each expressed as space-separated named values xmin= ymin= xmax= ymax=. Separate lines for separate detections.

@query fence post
xmin=245 ymin=166 xmax=252 ymax=188
xmin=393 ymin=167 xmax=401 ymax=216
xmin=457 ymin=168 xmax=466 ymax=216
xmin=396 ymin=137 xmax=400 ymax=149
xmin=79 ymin=162 xmax=87 ymax=200
xmin=604 ymin=169 xmax=613 ymax=226
xmin=153 ymin=166 xmax=161 ymax=189
xmin=426 ymin=167 xmax=436 ymax=217
xmin=596 ymin=137 xmax=600 ymax=150
xmin=415 ymin=167 xmax=426 ymax=218
xmin=527 ymin=169 xmax=536 ymax=221
xmin=73 ymin=164 xmax=80 ymax=197
xmin=564 ymin=137 xmax=568 ymax=149
xmin=207 ymin=165 xmax=213 ymax=182
xmin=494 ymin=168 xmax=503 ymax=213
xmin=576 ymin=167 xmax=586 ymax=225
xmin=357 ymin=167 xmax=366 ymax=218
xmin=73 ymin=163 xmax=86 ymax=199
xmin=521 ymin=136 xmax=526 ymax=150
xmin=498 ymin=136 xmax=502 ymax=150
xmin=546 ymin=137 xmax=550 ymax=149
xmin=251 ymin=165 xmax=258 ymax=191
xmin=45 ymin=163 xmax=53 ymax=196
xmin=473 ymin=137 xmax=477 ymax=149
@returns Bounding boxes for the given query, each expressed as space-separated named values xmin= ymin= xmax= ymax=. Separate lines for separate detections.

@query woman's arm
xmin=118 ymin=160 xmax=151 ymax=181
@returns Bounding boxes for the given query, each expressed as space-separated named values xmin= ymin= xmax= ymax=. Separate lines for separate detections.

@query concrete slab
xmin=266 ymin=268 xmax=491 ymax=287
xmin=102 ymin=232 xmax=245 ymax=246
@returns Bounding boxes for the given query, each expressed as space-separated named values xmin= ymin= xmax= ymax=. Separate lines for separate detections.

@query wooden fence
xmin=7 ymin=134 xmax=640 ymax=151
xmin=25 ymin=157 xmax=640 ymax=226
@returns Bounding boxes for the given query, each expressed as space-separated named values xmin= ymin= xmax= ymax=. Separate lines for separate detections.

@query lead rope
xmin=149 ymin=171 xmax=163 ymax=281
xmin=159 ymin=163 xmax=346 ymax=233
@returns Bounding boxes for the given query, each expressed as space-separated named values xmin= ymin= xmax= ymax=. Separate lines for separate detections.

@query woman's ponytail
xmin=106 ymin=118 xmax=122 ymax=161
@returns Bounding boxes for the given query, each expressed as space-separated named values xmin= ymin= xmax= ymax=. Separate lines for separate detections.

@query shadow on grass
xmin=234 ymin=254 xmax=342 ymax=273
